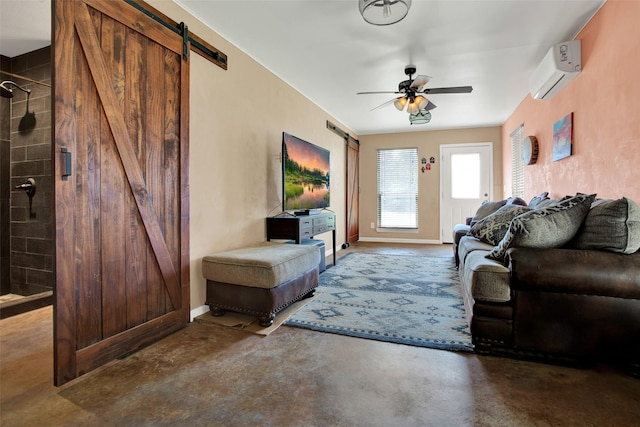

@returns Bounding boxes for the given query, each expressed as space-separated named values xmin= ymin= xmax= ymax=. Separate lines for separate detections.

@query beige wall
xmin=150 ymin=0 xmax=640 ymax=314
xmin=148 ymin=1 xmax=353 ymax=311
xmin=358 ymin=127 xmax=502 ymax=242
xmin=502 ymin=0 xmax=640 ymax=203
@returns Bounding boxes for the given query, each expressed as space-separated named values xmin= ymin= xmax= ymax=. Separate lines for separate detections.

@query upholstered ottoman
xmin=202 ymin=242 xmax=320 ymax=326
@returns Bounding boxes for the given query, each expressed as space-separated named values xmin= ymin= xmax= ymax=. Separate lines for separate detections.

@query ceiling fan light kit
xmin=359 ymin=0 xmax=411 ymax=26
xmin=406 ymin=95 xmax=428 ymax=114
xmin=357 ymin=64 xmax=473 ymax=125
xmin=406 ymin=100 xmax=419 ymax=114
xmin=393 ymin=97 xmax=407 ymax=111
xmin=409 ymin=110 xmax=431 ymax=125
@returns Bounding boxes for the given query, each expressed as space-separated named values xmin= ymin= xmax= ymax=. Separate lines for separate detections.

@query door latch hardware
xmin=61 ymin=147 xmax=72 ymax=180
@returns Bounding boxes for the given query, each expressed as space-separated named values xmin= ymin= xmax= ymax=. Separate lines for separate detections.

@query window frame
xmin=510 ymin=125 xmax=525 ymax=198
xmin=376 ymin=147 xmax=419 ymax=231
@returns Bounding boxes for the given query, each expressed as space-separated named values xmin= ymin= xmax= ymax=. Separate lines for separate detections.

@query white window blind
xmin=510 ymin=125 xmax=524 ymax=198
xmin=377 ymin=148 xmax=418 ymax=229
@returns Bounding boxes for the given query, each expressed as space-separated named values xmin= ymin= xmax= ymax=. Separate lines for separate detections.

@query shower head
xmin=0 ymin=86 xmax=11 ymax=98
xmin=0 ymin=81 xmax=31 ymax=98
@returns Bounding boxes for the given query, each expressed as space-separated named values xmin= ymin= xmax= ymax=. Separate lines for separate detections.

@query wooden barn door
xmin=53 ymin=0 xmax=190 ymax=385
xmin=346 ymin=139 xmax=359 ymax=244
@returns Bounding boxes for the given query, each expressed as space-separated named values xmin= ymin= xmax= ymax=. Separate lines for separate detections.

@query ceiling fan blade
xmin=424 ymin=100 xmax=437 ymax=111
xmin=370 ymin=97 xmax=400 ymax=111
xmin=410 ymin=75 xmax=431 ymax=91
xmin=357 ymin=91 xmax=402 ymax=95
xmin=422 ymin=86 xmax=473 ymax=94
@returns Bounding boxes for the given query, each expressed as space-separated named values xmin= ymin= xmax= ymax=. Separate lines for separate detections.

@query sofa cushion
xmin=469 ymin=205 xmax=531 ymax=245
xmin=202 ymin=242 xmax=320 ymax=289
xmin=487 ymin=193 xmax=596 ymax=262
xmin=458 ymin=236 xmax=495 ymax=266
xmin=572 ymin=197 xmax=640 ymax=254
xmin=462 ymin=250 xmax=512 ymax=303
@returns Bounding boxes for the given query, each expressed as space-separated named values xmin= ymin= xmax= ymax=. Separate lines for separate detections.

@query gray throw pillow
xmin=505 ymin=197 xmax=527 ymax=206
xmin=487 ymin=193 xmax=596 ymax=261
xmin=528 ymin=191 xmax=550 ymax=209
xmin=469 ymin=205 xmax=532 ymax=245
xmin=532 ymin=198 xmax=556 ymax=209
xmin=470 ymin=200 xmax=507 ymax=225
xmin=572 ymin=197 xmax=640 ymax=254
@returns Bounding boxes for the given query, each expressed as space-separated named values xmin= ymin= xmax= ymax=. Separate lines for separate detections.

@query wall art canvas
xmin=552 ymin=113 xmax=573 ymax=161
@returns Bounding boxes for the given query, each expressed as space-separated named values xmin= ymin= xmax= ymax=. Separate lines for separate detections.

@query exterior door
xmin=346 ymin=139 xmax=359 ymax=245
xmin=53 ymin=0 xmax=190 ymax=385
xmin=440 ymin=143 xmax=492 ymax=243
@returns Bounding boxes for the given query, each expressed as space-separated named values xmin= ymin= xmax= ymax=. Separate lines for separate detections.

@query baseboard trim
xmin=190 ymin=304 xmax=209 ymax=322
xmin=358 ymin=237 xmax=443 ymax=245
xmin=0 ymin=291 xmax=53 ymax=319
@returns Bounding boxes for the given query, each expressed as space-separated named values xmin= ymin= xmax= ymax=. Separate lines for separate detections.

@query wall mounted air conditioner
xmin=530 ymin=40 xmax=581 ymax=100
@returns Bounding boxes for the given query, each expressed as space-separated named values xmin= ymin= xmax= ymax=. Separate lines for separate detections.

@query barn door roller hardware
xmin=124 ymin=0 xmax=227 ymax=67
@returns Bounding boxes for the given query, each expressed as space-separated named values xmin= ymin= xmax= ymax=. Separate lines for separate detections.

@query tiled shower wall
xmin=2 ymin=46 xmax=52 ymax=296
xmin=1 ymin=56 xmax=10 ymax=294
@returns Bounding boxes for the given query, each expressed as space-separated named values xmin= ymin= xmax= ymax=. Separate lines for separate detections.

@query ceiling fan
xmin=357 ymin=65 xmax=473 ymax=123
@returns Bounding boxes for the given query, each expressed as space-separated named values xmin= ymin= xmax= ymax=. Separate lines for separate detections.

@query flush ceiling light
xmin=359 ymin=0 xmax=412 ymax=26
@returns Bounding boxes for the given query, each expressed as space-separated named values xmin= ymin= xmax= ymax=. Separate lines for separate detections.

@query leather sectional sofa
xmin=453 ymin=193 xmax=640 ymax=375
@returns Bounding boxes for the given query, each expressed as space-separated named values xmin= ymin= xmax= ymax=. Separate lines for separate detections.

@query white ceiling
xmin=174 ymin=0 xmax=604 ymax=135
xmin=0 ymin=0 xmax=51 ymax=58
xmin=1 ymin=0 xmax=605 ymax=135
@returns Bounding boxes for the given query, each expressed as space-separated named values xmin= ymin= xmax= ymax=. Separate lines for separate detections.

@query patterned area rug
xmin=285 ymin=253 xmax=473 ymax=352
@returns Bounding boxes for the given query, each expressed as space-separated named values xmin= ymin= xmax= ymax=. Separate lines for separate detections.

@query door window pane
xmin=451 ymin=153 xmax=479 ymax=199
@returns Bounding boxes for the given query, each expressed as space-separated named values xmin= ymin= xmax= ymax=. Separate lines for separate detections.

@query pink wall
xmin=502 ymin=0 xmax=640 ymax=202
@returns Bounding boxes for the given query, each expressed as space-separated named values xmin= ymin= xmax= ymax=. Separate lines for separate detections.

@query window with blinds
xmin=377 ymin=148 xmax=418 ymax=229
xmin=510 ymin=125 xmax=525 ymax=198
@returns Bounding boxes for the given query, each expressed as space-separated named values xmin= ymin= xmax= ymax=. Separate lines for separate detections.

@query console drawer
xmin=299 ymin=218 xmax=313 ymax=228
xmin=313 ymin=214 xmax=335 ymax=227
xmin=313 ymin=224 xmax=331 ymax=235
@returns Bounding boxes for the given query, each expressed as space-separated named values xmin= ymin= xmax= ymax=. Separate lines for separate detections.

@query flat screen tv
xmin=282 ymin=132 xmax=330 ymax=213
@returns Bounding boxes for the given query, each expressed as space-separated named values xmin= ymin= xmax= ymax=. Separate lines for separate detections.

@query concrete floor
xmin=1 ymin=243 xmax=640 ymax=426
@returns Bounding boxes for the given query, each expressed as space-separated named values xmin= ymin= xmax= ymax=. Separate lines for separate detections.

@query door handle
xmin=61 ymin=147 xmax=72 ymax=180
